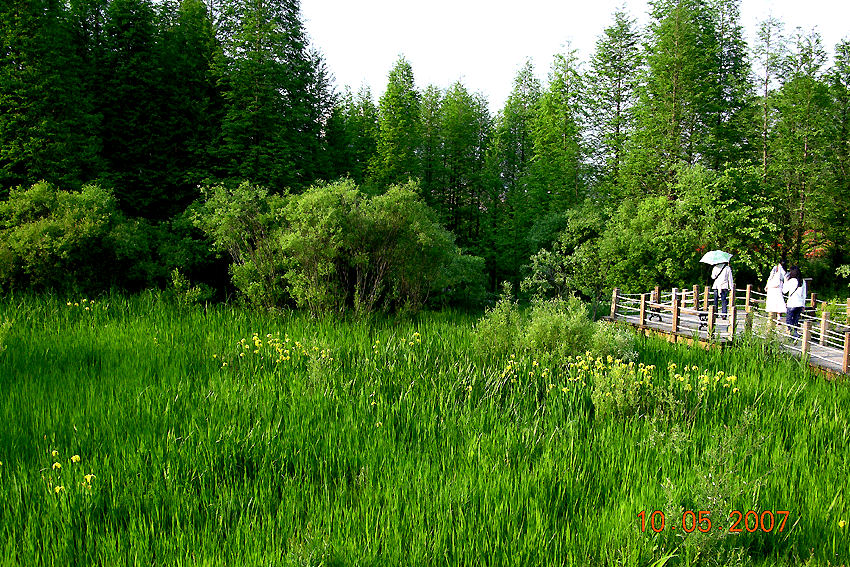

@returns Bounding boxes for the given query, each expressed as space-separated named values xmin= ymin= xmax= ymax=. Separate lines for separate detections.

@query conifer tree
xmin=369 ymin=56 xmax=421 ymax=188
xmin=213 ymin=0 xmax=329 ymax=192
xmin=586 ymin=8 xmax=642 ymax=198
xmin=0 ymin=0 xmax=100 ymax=193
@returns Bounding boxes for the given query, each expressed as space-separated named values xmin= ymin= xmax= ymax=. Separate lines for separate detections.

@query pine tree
xmin=705 ymin=0 xmax=752 ymax=168
xmin=529 ymin=47 xmax=586 ymax=213
xmin=213 ymin=0 xmax=328 ymax=192
xmin=825 ymin=39 xmax=850 ymax=259
xmin=439 ymin=81 xmax=491 ymax=245
xmin=586 ymin=8 xmax=642 ymax=198
xmin=769 ymin=28 xmax=831 ymax=261
xmin=627 ymin=0 xmax=720 ymax=195
xmin=369 ymin=56 xmax=421 ymax=188
xmin=1 ymin=0 xmax=100 ymax=193
xmin=752 ymin=16 xmax=787 ymax=179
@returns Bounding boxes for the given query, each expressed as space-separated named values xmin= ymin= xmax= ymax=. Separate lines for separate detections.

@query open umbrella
xmin=700 ymin=250 xmax=732 ymax=265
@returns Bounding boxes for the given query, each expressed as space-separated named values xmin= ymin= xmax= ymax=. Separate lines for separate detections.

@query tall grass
xmin=0 ymin=292 xmax=847 ymax=566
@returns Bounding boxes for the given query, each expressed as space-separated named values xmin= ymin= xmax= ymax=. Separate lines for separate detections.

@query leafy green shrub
xmin=169 ymin=268 xmax=213 ymax=307
xmin=589 ymin=359 xmax=647 ymax=418
xmin=192 ymin=182 xmax=289 ymax=309
xmin=471 ymin=282 xmax=522 ymax=361
xmin=473 ymin=287 xmax=598 ymax=363
xmin=0 ymin=181 xmax=119 ymax=292
xmin=518 ymin=295 xmax=595 ymax=361
xmin=193 ymin=179 xmax=484 ymax=314
xmin=590 ymin=320 xmax=638 ymax=362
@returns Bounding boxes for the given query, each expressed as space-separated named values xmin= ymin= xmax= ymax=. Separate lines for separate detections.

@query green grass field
xmin=0 ymin=293 xmax=847 ymax=566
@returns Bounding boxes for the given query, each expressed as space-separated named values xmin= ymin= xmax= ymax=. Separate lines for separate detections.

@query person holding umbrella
xmin=700 ymin=250 xmax=734 ymax=318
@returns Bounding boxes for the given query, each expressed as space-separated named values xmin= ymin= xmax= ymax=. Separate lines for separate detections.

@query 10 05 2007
xmin=638 ymin=510 xmax=790 ymax=533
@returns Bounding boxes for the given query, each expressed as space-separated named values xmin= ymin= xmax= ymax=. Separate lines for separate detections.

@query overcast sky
xmin=300 ymin=0 xmax=849 ymax=112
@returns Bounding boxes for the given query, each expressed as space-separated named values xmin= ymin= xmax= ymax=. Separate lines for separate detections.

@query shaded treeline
xmin=1 ymin=0 xmax=849 ymax=304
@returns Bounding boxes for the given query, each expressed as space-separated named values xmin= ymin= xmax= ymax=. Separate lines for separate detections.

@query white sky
xmin=300 ymin=0 xmax=849 ymax=112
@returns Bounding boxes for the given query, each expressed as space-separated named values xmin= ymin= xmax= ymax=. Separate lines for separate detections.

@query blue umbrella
xmin=700 ymin=250 xmax=732 ymax=265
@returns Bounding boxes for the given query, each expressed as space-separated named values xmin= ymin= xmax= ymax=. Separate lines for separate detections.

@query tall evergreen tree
xmin=769 ymin=28 xmax=831 ymax=261
xmin=752 ymin=16 xmax=787 ymax=179
xmin=213 ymin=0 xmax=328 ymax=192
xmin=627 ymin=0 xmax=720 ymax=195
xmin=439 ymin=81 xmax=491 ymax=246
xmin=587 ymin=8 xmax=642 ymax=198
xmin=485 ymin=60 xmax=541 ymax=288
xmin=369 ymin=56 xmax=421 ymax=188
xmin=325 ymin=85 xmax=378 ymax=186
xmin=705 ymin=0 xmax=752 ymax=168
xmin=97 ymin=0 xmax=170 ymax=216
xmin=1 ymin=0 xmax=100 ymax=193
xmin=529 ymin=47 xmax=586 ymax=213
xmin=419 ymin=84 xmax=445 ymax=205
xmin=825 ymin=39 xmax=850 ymax=255
xmin=153 ymin=0 xmax=221 ymax=214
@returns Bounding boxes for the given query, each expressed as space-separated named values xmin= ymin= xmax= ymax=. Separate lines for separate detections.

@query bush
xmin=518 ymin=296 xmax=595 ymax=362
xmin=193 ymin=179 xmax=484 ymax=314
xmin=590 ymin=321 xmax=639 ymax=363
xmin=472 ymin=286 xmax=599 ymax=363
xmin=0 ymin=181 xmax=119 ymax=292
xmin=471 ymin=282 xmax=523 ymax=361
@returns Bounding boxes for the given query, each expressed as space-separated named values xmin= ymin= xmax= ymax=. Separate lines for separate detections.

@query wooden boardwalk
xmin=606 ymin=286 xmax=850 ymax=377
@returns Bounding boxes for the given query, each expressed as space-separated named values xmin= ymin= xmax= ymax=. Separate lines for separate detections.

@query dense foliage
xmin=1 ymin=0 xmax=849 ymax=304
xmin=192 ymin=179 xmax=483 ymax=313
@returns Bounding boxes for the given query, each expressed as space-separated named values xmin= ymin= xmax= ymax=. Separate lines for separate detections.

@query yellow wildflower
xmin=51 ymin=450 xmax=58 ymax=457
xmin=71 ymin=455 xmax=80 ymax=463
xmin=84 ymin=474 xmax=95 ymax=483
xmin=52 ymin=462 xmax=61 ymax=470
xmin=839 ymin=520 xmax=846 ymax=529
xmin=54 ymin=486 xmax=65 ymax=494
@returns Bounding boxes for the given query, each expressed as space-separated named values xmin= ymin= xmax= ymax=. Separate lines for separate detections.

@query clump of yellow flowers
xmin=556 ymin=352 xmax=742 ymax=419
xmin=65 ymin=298 xmax=100 ymax=313
xmin=218 ymin=332 xmax=335 ymax=372
xmin=43 ymin=447 xmax=95 ymax=498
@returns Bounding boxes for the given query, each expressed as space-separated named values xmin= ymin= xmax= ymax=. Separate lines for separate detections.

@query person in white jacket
xmin=782 ymin=265 xmax=807 ymax=338
xmin=765 ymin=260 xmax=787 ymax=320
xmin=711 ymin=262 xmax=734 ymax=317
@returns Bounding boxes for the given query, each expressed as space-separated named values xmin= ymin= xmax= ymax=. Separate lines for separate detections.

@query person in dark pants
xmin=782 ymin=266 xmax=807 ymax=338
xmin=711 ymin=262 xmax=734 ymax=318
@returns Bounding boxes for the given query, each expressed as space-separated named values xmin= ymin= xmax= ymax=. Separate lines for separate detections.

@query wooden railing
xmin=609 ymin=285 xmax=850 ymax=375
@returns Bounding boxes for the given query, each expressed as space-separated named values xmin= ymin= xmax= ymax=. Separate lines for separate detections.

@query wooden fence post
xmin=745 ymin=284 xmax=752 ymax=312
xmin=672 ymin=298 xmax=680 ymax=334
xmin=801 ymin=322 xmax=811 ymax=356
xmin=843 ymin=332 xmax=849 ymax=374
xmin=708 ymin=305 xmax=715 ymax=337
xmin=654 ymin=286 xmax=660 ymax=303
xmin=692 ymin=285 xmax=699 ymax=310
xmin=703 ymin=286 xmax=710 ymax=311
xmin=729 ymin=288 xmax=736 ymax=311
xmin=810 ymin=292 xmax=817 ymax=309
xmin=820 ymin=311 xmax=829 ymax=346
xmin=610 ymin=288 xmax=620 ymax=319
xmin=728 ymin=306 xmax=737 ymax=340
xmin=639 ymin=294 xmax=647 ymax=326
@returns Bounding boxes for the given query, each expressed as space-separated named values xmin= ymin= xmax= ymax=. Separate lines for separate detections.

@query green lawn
xmin=0 ymin=293 xmax=847 ymax=566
